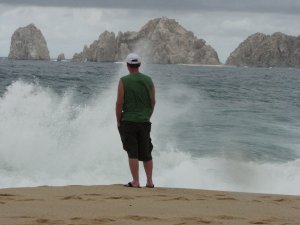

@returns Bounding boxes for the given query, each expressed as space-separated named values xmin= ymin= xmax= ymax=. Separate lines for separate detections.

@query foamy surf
xmin=0 ymin=80 xmax=299 ymax=195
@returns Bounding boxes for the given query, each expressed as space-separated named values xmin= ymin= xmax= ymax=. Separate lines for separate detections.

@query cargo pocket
xmin=149 ymin=137 xmax=153 ymax=152
xmin=118 ymin=123 xmax=127 ymax=150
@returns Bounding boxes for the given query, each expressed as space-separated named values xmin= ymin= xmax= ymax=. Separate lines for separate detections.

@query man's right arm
xmin=116 ymin=79 xmax=124 ymax=127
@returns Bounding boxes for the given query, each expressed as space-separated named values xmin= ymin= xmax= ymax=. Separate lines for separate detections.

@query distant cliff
xmin=226 ymin=32 xmax=300 ymax=67
xmin=8 ymin=24 xmax=50 ymax=60
xmin=72 ymin=17 xmax=220 ymax=65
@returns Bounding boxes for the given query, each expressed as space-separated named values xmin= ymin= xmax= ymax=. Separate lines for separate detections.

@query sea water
xmin=0 ymin=58 xmax=299 ymax=195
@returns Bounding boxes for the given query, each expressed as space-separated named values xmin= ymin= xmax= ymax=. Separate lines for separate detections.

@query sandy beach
xmin=0 ymin=185 xmax=299 ymax=225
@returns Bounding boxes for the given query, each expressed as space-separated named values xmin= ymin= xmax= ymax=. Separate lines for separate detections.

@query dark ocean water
xmin=0 ymin=58 xmax=299 ymax=194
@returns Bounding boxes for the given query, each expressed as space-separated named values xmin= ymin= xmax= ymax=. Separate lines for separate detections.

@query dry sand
xmin=0 ymin=185 xmax=299 ymax=225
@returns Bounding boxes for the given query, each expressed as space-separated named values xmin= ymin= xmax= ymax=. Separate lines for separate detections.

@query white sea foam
xmin=156 ymin=149 xmax=300 ymax=195
xmin=0 ymin=80 xmax=299 ymax=195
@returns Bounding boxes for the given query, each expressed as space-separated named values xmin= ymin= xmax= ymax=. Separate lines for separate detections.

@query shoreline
xmin=0 ymin=184 xmax=299 ymax=225
xmin=178 ymin=63 xmax=234 ymax=67
xmin=1 ymin=58 xmax=299 ymax=69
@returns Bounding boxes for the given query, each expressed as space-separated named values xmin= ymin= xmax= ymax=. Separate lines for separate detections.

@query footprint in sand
xmin=214 ymin=194 xmax=237 ymax=201
xmin=257 ymin=195 xmax=271 ymax=199
xmin=16 ymin=198 xmax=44 ymax=202
xmin=36 ymin=218 xmax=50 ymax=223
xmin=161 ymin=196 xmax=190 ymax=201
xmin=35 ymin=218 xmax=64 ymax=224
xmin=61 ymin=195 xmax=96 ymax=201
xmin=124 ymin=215 xmax=161 ymax=222
xmin=11 ymin=216 xmax=35 ymax=220
xmin=272 ymin=198 xmax=290 ymax=202
xmin=0 ymin=193 xmax=17 ymax=202
xmin=249 ymin=218 xmax=283 ymax=225
xmin=84 ymin=193 xmax=103 ymax=197
xmin=215 ymin=215 xmax=245 ymax=220
xmin=0 ymin=193 xmax=16 ymax=197
xmin=249 ymin=221 xmax=268 ymax=224
xmin=136 ymin=194 xmax=168 ymax=199
xmin=180 ymin=217 xmax=213 ymax=224
xmin=216 ymin=197 xmax=237 ymax=201
xmin=70 ymin=217 xmax=116 ymax=223
xmin=92 ymin=218 xmax=116 ymax=223
xmin=105 ymin=196 xmax=134 ymax=200
xmin=61 ymin=195 xmax=83 ymax=200
xmin=70 ymin=217 xmax=81 ymax=221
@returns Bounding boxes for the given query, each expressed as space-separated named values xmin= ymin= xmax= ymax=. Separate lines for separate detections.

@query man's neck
xmin=130 ymin=69 xmax=139 ymax=74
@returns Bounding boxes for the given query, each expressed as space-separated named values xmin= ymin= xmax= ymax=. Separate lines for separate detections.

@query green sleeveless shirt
xmin=121 ymin=72 xmax=153 ymax=122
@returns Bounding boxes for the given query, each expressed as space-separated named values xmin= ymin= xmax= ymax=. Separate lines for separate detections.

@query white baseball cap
xmin=126 ymin=53 xmax=141 ymax=65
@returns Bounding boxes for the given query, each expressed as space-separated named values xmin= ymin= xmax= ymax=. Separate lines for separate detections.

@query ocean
xmin=0 ymin=58 xmax=299 ymax=195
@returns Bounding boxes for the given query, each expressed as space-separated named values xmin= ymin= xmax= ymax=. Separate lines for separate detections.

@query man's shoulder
xmin=139 ymin=73 xmax=152 ymax=81
xmin=120 ymin=74 xmax=131 ymax=81
xmin=121 ymin=73 xmax=152 ymax=80
xmin=121 ymin=74 xmax=131 ymax=78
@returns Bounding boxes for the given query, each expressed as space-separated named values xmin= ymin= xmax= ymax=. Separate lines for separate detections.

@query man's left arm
xmin=151 ymin=82 xmax=156 ymax=117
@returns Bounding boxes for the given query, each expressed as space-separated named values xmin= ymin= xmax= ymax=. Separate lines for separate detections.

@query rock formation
xmin=57 ymin=53 xmax=65 ymax=61
xmin=72 ymin=17 xmax=220 ymax=65
xmin=76 ymin=31 xmax=116 ymax=62
xmin=8 ymin=24 xmax=50 ymax=60
xmin=226 ymin=32 xmax=300 ymax=67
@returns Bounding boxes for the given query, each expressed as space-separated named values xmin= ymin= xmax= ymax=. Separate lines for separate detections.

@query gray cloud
xmin=1 ymin=0 xmax=300 ymax=14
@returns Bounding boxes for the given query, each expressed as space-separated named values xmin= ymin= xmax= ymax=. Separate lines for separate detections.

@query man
xmin=116 ymin=53 xmax=156 ymax=188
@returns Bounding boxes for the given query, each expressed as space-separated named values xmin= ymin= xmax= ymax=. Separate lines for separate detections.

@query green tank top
xmin=121 ymin=72 xmax=153 ymax=122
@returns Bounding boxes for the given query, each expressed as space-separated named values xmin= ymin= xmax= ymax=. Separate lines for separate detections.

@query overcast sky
xmin=0 ymin=0 xmax=299 ymax=63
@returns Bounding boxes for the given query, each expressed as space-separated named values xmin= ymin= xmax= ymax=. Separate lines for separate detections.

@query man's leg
xmin=129 ymin=157 xmax=140 ymax=187
xmin=143 ymin=159 xmax=154 ymax=187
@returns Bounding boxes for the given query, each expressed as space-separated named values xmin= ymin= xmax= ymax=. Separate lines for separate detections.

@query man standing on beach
xmin=116 ymin=53 xmax=155 ymax=188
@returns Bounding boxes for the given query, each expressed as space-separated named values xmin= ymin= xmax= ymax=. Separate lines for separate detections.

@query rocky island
xmin=72 ymin=17 xmax=220 ymax=65
xmin=226 ymin=32 xmax=300 ymax=68
xmin=57 ymin=53 xmax=65 ymax=61
xmin=8 ymin=24 xmax=50 ymax=60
